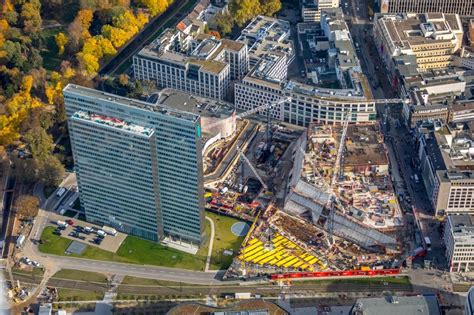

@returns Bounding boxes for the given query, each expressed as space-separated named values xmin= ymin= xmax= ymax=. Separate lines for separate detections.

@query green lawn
xmin=57 ymin=288 xmax=104 ymax=301
xmin=52 ymin=269 xmax=108 ymax=283
xmin=12 ymin=267 xmax=44 ymax=277
xmin=121 ymin=276 xmax=195 ymax=287
xmin=207 ymin=212 xmax=247 ymax=270
xmin=39 ymin=212 xmax=247 ymax=271
xmin=40 ymin=27 xmax=65 ymax=71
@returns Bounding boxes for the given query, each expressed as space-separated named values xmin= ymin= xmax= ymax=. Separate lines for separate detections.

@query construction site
xmin=223 ymin=118 xmax=406 ymax=279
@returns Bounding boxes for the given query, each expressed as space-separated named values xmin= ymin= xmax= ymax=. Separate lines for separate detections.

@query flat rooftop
xmin=72 ymin=111 xmax=154 ymax=137
xmin=238 ymin=15 xmax=293 ymax=61
xmin=376 ymin=13 xmax=462 ymax=50
xmin=63 ymin=84 xmax=200 ymax=123
xmin=449 ymin=215 xmax=474 ymax=243
xmin=352 ymin=295 xmax=440 ymax=315
xmin=151 ymin=88 xmax=234 ymax=119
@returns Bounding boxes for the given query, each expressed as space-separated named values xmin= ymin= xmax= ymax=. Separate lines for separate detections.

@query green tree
xmin=23 ymin=126 xmax=54 ymax=161
xmin=2 ymin=41 xmax=27 ymax=70
xmin=214 ymin=12 xmax=233 ymax=35
xmin=13 ymin=157 xmax=40 ymax=183
xmin=40 ymin=155 xmax=65 ymax=187
xmin=20 ymin=0 xmax=42 ymax=36
xmin=230 ymin=0 xmax=261 ymax=27
xmin=260 ymin=0 xmax=281 ymax=16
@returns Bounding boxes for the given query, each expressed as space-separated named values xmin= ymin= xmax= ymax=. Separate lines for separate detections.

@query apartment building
xmin=235 ymin=9 xmax=376 ymax=127
xmin=237 ymin=16 xmax=294 ymax=68
xmin=133 ymin=27 xmax=248 ymax=101
xmin=416 ymin=122 xmax=474 ymax=216
xmin=301 ymin=0 xmax=340 ymax=22
xmin=374 ymin=13 xmax=463 ymax=73
xmin=63 ymin=84 xmax=205 ymax=245
xmin=379 ymin=0 xmax=473 ymax=16
xmin=444 ymin=215 xmax=474 ymax=273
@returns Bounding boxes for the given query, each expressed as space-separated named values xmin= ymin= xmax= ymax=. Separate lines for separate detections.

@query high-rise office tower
xmin=63 ymin=84 xmax=204 ymax=245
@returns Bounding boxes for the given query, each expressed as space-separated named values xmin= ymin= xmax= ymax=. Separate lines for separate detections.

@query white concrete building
xmin=237 ymin=16 xmax=294 ymax=68
xmin=133 ymin=28 xmax=248 ymax=101
xmin=444 ymin=215 xmax=474 ymax=272
xmin=235 ymin=9 xmax=376 ymax=127
xmin=416 ymin=123 xmax=474 ymax=216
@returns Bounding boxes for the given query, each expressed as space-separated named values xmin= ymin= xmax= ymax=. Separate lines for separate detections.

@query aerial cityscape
xmin=0 ymin=0 xmax=473 ymax=314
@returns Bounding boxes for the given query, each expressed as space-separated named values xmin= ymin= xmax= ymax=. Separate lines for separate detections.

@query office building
xmin=63 ymin=84 xmax=205 ymax=245
xmin=444 ymin=215 xmax=474 ymax=272
xmin=351 ymin=295 xmax=440 ymax=315
xmin=379 ymin=0 xmax=473 ymax=16
xmin=416 ymin=122 xmax=474 ymax=216
xmin=301 ymin=0 xmax=340 ymax=22
xmin=133 ymin=26 xmax=248 ymax=101
xmin=374 ymin=13 xmax=463 ymax=74
xmin=235 ymin=9 xmax=376 ymax=127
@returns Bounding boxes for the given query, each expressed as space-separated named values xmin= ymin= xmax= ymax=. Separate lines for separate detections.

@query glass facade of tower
xmin=63 ymin=84 xmax=204 ymax=244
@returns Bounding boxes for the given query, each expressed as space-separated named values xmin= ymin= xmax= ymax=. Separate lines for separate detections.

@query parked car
xmin=53 ymin=229 xmax=62 ymax=236
xmin=93 ymin=238 xmax=102 ymax=245
xmin=65 ymin=219 xmax=74 ymax=226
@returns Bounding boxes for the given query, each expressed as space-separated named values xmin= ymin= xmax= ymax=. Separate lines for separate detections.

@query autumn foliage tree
xmin=137 ymin=0 xmax=171 ymax=17
xmin=16 ymin=195 xmax=40 ymax=219
xmin=227 ymin=0 xmax=281 ymax=27
xmin=55 ymin=32 xmax=68 ymax=55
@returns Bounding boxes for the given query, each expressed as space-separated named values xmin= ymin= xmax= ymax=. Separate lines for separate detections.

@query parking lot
xmin=48 ymin=213 xmax=126 ymax=253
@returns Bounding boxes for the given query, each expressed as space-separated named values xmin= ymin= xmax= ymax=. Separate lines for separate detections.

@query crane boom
xmin=237 ymin=146 xmax=268 ymax=191
xmin=206 ymin=97 xmax=291 ymax=130
xmin=326 ymin=111 xmax=351 ymax=245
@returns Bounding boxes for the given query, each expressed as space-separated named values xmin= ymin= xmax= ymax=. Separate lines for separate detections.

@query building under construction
xmin=226 ymin=122 xmax=404 ymax=278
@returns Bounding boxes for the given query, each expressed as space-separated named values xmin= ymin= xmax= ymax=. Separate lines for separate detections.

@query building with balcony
xmin=234 ymin=9 xmax=376 ymax=127
xmin=133 ymin=27 xmax=248 ymax=101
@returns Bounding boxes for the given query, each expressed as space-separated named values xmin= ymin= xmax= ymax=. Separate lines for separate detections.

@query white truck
xmin=102 ymin=226 xmax=117 ymax=236
xmin=16 ymin=235 xmax=25 ymax=248
xmin=57 ymin=220 xmax=69 ymax=228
